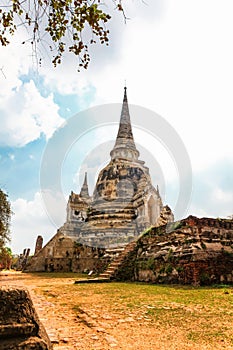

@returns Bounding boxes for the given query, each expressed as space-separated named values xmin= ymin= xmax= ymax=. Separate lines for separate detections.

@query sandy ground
xmin=0 ymin=271 xmax=232 ymax=350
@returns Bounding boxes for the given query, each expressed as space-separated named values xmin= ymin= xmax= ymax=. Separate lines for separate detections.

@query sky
xmin=0 ymin=0 xmax=232 ymax=254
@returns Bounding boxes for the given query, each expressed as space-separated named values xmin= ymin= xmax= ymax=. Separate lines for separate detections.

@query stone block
xmin=0 ymin=287 xmax=52 ymax=349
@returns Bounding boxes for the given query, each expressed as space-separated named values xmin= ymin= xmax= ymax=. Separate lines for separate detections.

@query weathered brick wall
xmin=0 ymin=287 xmax=52 ymax=349
xmin=26 ymin=234 xmax=110 ymax=274
xmin=115 ymin=216 xmax=233 ymax=285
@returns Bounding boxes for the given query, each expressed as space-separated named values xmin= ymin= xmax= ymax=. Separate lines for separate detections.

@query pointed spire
xmin=80 ymin=172 xmax=90 ymax=199
xmin=110 ymin=87 xmax=139 ymax=161
xmin=83 ymin=172 xmax=88 ymax=186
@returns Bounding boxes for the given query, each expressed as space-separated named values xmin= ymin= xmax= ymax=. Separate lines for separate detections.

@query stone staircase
xmin=74 ymin=239 xmax=138 ymax=284
xmin=98 ymin=239 xmax=137 ymax=280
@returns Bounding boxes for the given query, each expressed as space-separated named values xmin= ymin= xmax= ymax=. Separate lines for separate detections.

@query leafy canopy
xmin=0 ymin=246 xmax=12 ymax=269
xmin=0 ymin=189 xmax=11 ymax=248
xmin=0 ymin=0 xmax=124 ymax=70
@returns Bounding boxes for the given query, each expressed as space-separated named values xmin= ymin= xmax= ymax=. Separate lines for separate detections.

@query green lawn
xmin=15 ymin=273 xmax=233 ymax=349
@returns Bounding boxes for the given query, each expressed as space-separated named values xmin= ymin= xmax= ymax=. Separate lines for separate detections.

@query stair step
xmin=111 ymin=258 xmax=123 ymax=262
xmin=99 ymin=274 xmax=111 ymax=278
xmin=74 ymin=278 xmax=110 ymax=284
xmin=105 ymin=268 xmax=116 ymax=272
xmin=107 ymin=262 xmax=122 ymax=268
xmin=98 ymin=238 xmax=138 ymax=280
xmin=110 ymin=259 xmax=124 ymax=265
xmin=107 ymin=260 xmax=125 ymax=267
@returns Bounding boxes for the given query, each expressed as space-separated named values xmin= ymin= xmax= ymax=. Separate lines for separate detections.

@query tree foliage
xmin=0 ymin=246 xmax=12 ymax=269
xmin=0 ymin=189 xmax=11 ymax=248
xmin=0 ymin=0 xmax=124 ymax=70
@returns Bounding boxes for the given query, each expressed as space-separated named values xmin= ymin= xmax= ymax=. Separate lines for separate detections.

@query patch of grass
xmin=167 ymin=248 xmax=174 ymax=261
xmin=187 ymin=329 xmax=230 ymax=344
xmin=145 ymin=308 xmax=155 ymax=316
xmin=137 ymin=257 xmax=155 ymax=270
xmin=200 ymin=241 xmax=207 ymax=250
xmin=17 ymin=273 xmax=233 ymax=348
xmin=222 ymin=250 xmax=233 ymax=257
xmin=176 ymin=266 xmax=184 ymax=272
xmin=167 ymin=221 xmax=183 ymax=232
xmin=73 ymin=305 xmax=85 ymax=314
xmin=165 ymin=264 xmax=173 ymax=274
xmin=187 ymin=331 xmax=200 ymax=342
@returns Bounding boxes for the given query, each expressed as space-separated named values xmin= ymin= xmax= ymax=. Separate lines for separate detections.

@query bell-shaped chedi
xmin=79 ymin=87 xmax=169 ymax=247
xmin=26 ymin=87 xmax=174 ymax=272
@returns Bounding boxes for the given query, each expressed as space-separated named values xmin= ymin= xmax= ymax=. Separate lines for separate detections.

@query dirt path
xmin=1 ymin=271 xmax=232 ymax=350
xmin=0 ymin=272 xmax=95 ymax=349
xmin=1 ymin=272 xmax=140 ymax=349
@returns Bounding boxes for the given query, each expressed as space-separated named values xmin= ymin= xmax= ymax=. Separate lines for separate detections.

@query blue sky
xmin=0 ymin=0 xmax=232 ymax=254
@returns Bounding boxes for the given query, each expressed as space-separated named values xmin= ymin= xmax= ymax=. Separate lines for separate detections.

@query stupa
xmin=63 ymin=87 xmax=173 ymax=247
xmin=27 ymin=88 xmax=173 ymax=272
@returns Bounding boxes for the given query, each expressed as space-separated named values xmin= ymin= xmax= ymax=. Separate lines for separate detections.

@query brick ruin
xmin=113 ymin=216 xmax=233 ymax=285
xmin=26 ymin=230 xmax=110 ymax=273
xmin=34 ymin=236 xmax=43 ymax=255
xmin=15 ymin=248 xmax=30 ymax=271
xmin=0 ymin=287 xmax=52 ymax=349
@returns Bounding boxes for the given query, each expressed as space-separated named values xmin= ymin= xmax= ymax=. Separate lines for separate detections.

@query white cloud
xmin=0 ymin=35 xmax=30 ymax=92
xmin=211 ymin=188 xmax=233 ymax=204
xmin=33 ymin=1 xmax=166 ymax=95
xmin=1 ymin=0 xmax=233 ymax=254
xmin=187 ymin=206 xmax=211 ymax=219
xmin=41 ymin=189 xmax=67 ymax=228
xmin=188 ymin=159 xmax=233 ymax=219
xmin=0 ymin=80 xmax=64 ymax=147
xmin=0 ymin=30 xmax=64 ymax=147
xmin=83 ymin=0 xmax=233 ymax=171
xmin=9 ymin=154 xmax=15 ymax=161
xmin=178 ymin=184 xmax=233 ymax=220
xmin=10 ymin=192 xmax=66 ymax=254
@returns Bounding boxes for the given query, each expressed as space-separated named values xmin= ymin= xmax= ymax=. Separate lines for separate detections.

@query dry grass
xmin=1 ymin=271 xmax=233 ymax=349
